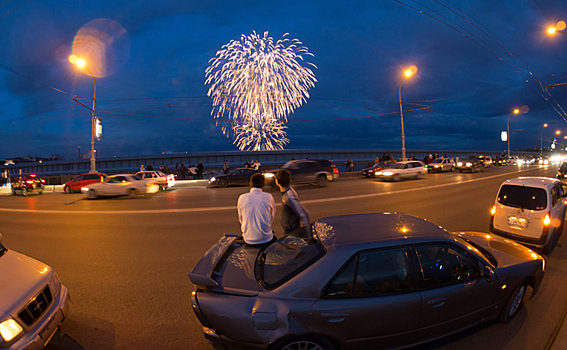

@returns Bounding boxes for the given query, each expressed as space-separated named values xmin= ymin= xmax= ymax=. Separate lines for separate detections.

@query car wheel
xmin=392 ymin=174 xmax=401 ymax=182
xmin=450 ymin=167 xmax=454 ymax=172
xmin=159 ymin=185 xmax=163 ymax=191
xmin=11 ymin=187 xmax=15 ymax=195
xmin=317 ymin=174 xmax=328 ymax=187
xmin=64 ymin=186 xmax=71 ymax=194
xmin=21 ymin=187 xmax=27 ymax=196
xmin=499 ymin=282 xmax=527 ymax=323
xmin=219 ymin=179 xmax=228 ymax=188
xmin=277 ymin=336 xmax=336 ymax=350
xmin=88 ymin=190 xmax=97 ymax=199
xmin=129 ymin=189 xmax=138 ymax=198
xmin=39 ymin=191 xmax=43 ymax=195
xmin=480 ymin=167 xmax=484 ymax=172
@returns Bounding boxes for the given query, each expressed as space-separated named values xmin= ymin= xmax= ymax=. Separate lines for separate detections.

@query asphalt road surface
xmin=1 ymin=164 xmax=566 ymax=350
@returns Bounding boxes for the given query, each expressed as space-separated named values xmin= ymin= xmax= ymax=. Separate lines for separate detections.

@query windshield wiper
xmin=502 ymin=202 xmax=525 ymax=212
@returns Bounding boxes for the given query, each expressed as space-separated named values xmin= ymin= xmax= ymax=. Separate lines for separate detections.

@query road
xmin=1 ymin=164 xmax=566 ymax=350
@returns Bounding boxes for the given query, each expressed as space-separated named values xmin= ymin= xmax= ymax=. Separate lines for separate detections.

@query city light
xmin=399 ymin=65 xmax=418 ymax=161
xmin=205 ymin=31 xmax=317 ymax=151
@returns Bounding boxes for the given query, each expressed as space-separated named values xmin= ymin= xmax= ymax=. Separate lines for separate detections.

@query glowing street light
xmin=507 ymin=108 xmax=520 ymax=159
xmin=547 ymin=21 xmax=567 ymax=35
xmin=398 ymin=65 xmax=417 ymax=161
xmin=541 ymin=123 xmax=548 ymax=157
xmin=69 ymin=55 xmax=98 ymax=173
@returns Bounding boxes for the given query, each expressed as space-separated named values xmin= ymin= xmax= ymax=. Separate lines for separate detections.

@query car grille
xmin=17 ymin=285 xmax=53 ymax=326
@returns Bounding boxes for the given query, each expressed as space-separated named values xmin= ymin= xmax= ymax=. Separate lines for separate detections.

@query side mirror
xmin=483 ymin=266 xmax=495 ymax=282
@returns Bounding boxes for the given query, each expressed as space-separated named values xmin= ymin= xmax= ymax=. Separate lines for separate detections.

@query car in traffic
xmin=81 ymin=174 xmax=160 ymax=199
xmin=208 ymin=168 xmax=260 ymax=187
xmin=426 ymin=158 xmax=454 ymax=172
xmin=188 ymin=213 xmax=545 ymax=350
xmin=494 ymin=156 xmax=507 ymax=166
xmin=375 ymin=160 xmax=426 ymax=181
xmin=558 ymin=162 xmax=567 ymax=182
xmin=361 ymin=161 xmax=394 ymax=178
xmin=136 ymin=170 xmax=176 ymax=190
xmin=11 ymin=174 xmax=45 ymax=196
xmin=63 ymin=173 xmax=106 ymax=193
xmin=0 ymin=233 xmax=70 ymax=350
xmin=265 ymin=159 xmax=338 ymax=187
xmin=490 ymin=176 xmax=566 ymax=253
xmin=455 ymin=156 xmax=484 ymax=173
xmin=479 ymin=155 xmax=492 ymax=167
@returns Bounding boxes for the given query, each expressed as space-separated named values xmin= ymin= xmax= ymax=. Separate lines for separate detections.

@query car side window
xmin=415 ymin=244 xmax=480 ymax=287
xmin=551 ymin=187 xmax=558 ymax=207
xmin=325 ymin=248 xmax=411 ymax=297
xmin=74 ymin=175 xmax=84 ymax=181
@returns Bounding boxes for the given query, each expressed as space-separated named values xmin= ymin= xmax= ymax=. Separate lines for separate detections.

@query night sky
xmin=1 ymin=0 xmax=567 ymax=159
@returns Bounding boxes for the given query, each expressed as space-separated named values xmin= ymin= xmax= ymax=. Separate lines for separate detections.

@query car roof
xmin=313 ymin=213 xmax=453 ymax=250
xmin=502 ymin=176 xmax=558 ymax=189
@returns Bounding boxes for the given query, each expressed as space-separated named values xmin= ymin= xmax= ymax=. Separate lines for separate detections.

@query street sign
xmin=95 ymin=117 xmax=102 ymax=141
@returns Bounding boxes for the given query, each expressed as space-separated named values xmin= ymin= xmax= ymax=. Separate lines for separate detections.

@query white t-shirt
xmin=237 ymin=188 xmax=276 ymax=244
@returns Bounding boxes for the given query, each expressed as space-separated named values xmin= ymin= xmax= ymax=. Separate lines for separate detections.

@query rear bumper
xmin=489 ymin=223 xmax=549 ymax=246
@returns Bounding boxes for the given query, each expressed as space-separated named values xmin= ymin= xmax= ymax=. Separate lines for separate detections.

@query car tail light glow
xmin=490 ymin=205 xmax=496 ymax=222
xmin=333 ymin=168 xmax=339 ymax=174
xmin=25 ymin=180 xmax=34 ymax=185
xmin=543 ymin=212 xmax=551 ymax=226
xmin=40 ymin=179 xmax=45 ymax=183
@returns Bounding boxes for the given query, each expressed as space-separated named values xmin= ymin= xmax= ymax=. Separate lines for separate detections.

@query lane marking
xmin=0 ymin=167 xmax=544 ymax=214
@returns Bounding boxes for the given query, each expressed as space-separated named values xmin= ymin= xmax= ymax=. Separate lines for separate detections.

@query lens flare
xmin=205 ymin=31 xmax=317 ymax=151
xmin=71 ymin=18 xmax=130 ymax=78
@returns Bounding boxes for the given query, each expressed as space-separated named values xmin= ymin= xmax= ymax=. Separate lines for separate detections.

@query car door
xmin=311 ymin=247 xmax=421 ymax=350
xmin=69 ymin=175 xmax=84 ymax=191
xmin=412 ymin=243 xmax=498 ymax=340
xmin=551 ymin=184 xmax=566 ymax=230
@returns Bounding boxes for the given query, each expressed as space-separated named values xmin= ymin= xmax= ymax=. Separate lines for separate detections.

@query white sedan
xmin=375 ymin=160 xmax=427 ymax=181
xmin=81 ymin=174 xmax=159 ymax=199
xmin=136 ymin=170 xmax=176 ymax=190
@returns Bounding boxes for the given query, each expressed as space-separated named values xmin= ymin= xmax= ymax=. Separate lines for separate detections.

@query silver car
xmin=189 ymin=213 xmax=544 ymax=350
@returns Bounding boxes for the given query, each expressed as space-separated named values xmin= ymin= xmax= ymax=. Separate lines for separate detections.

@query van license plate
xmin=507 ymin=216 xmax=527 ymax=228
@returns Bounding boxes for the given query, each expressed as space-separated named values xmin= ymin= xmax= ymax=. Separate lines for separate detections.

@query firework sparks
xmin=205 ymin=31 xmax=316 ymax=150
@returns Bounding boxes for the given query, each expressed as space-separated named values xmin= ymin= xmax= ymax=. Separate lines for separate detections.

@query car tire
xmin=219 ymin=179 xmax=228 ymax=188
xmin=317 ymin=174 xmax=328 ymax=187
xmin=11 ymin=187 xmax=15 ymax=195
xmin=22 ymin=187 xmax=27 ymax=196
xmin=499 ymin=281 xmax=527 ymax=323
xmin=39 ymin=191 xmax=43 ymax=195
xmin=276 ymin=335 xmax=336 ymax=350
xmin=129 ymin=189 xmax=138 ymax=198
xmin=88 ymin=190 xmax=97 ymax=199
xmin=159 ymin=185 xmax=163 ymax=191
xmin=480 ymin=167 xmax=484 ymax=172
xmin=64 ymin=186 xmax=71 ymax=194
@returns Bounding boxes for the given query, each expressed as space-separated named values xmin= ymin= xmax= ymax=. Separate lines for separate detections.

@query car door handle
xmin=427 ymin=298 xmax=447 ymax=308
xmin=321 ymin=312 xmax=349 ymax=323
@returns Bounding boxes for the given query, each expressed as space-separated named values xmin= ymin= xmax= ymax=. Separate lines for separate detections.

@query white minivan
xmin=0 ymin=233 xmax=70 ymax=349
xmin=490 ymin=177 xmax=567 ymax=253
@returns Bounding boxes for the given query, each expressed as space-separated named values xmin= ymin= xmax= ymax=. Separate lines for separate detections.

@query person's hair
xmin=250 ymin=173 xmax=265 ymax=188
xmin=275 ymin=169 xmax=291 ymax=187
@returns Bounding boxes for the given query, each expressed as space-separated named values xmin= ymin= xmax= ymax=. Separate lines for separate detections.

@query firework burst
xmin=205 ymin=31 xmax=317 ymax=150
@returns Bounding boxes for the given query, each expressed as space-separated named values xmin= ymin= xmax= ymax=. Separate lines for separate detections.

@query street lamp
xmin=70 ymin=55 xmax=98 ymax=173
xmin=541 ymin=123 xmax=548 ymax=157
xmin=398 ymin=65 xmax=417 ymax=161
xmin=507 ymin=108 xmax=520 ymax=159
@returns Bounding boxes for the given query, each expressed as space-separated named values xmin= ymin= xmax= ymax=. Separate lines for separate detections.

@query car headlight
xmin=0 ymin=318 xmax=23 ymax=342
xmin=466 ymin=162 xmax=472 ymax=167
xmin=81 ymin=187 xmax=89 ymax=192
xmin=210 ymin=177 xmax=216 ymax=182
xmin=375 ymin=171 xmax=383 ymax=175
xmin=264 ymin=173 xmax=274 ymax=178
xmin=49 ymin=270 xmax=62 ymax=297
xmin=383 ymin=171 xmax=394 ymax=176
xmin=457 ymin=162 xmax=463 ymax=166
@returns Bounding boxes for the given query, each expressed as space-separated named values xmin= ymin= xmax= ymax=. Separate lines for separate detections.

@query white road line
xmin=0 ymin=167 xmax=541 ymax=214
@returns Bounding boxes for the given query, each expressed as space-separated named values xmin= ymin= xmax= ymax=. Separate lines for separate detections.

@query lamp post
xmin=70 ymin=56 xmax=98 ymax=173
xmin=541 ymin=123 xmax=548 ymax=157
xmin=507 ymin=108 xmax=520 ymax=159
xmin=398 ymin=66 xmax=416 ymax=161
xmin=547 ymin=26 xmax=567 ymax=35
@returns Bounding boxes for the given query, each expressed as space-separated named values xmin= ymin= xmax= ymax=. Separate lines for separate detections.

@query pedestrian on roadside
xmin=254 ymin=160 xmax=261 ymax=170
xmin=175 ymin=163 xmax=180 ymax=178
xmin=189 ymin=164 xmax=197 ymax=179
xmin=275 ymin=169 xmax=310 ymax=236
xmin=163 ymin=164 xmax=171 ymax=174
xmin=1 ymin=169 xmax=5 ymax=187
xmin=147 ymin=162 xmax=153 ymax=170
xmin=237 ymin=173 xmax=276 ymax=245
xmin=140 ymin=164 xmax=145 ymax=172
xmin=348 ymin=158 xmax=355 ymax=172
xmin=223 ymin=160 xmax=230 ymax=174
xmin=179 ymin=163 xmax=187 ymax=180
xmin=197 ymin=161 xmax=204 ymax=179
xmin=244 ymin=160 xmax=251 ymax=168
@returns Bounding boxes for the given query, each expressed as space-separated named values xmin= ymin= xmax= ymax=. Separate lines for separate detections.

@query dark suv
xmin=11 ymin=174 xmax=45 ymax=196
xmin=267 ymin=159 xmax=338 ymax=187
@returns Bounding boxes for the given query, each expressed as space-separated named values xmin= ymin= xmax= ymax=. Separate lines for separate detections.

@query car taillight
xmin=490 ymin=205 xmax=496 ymax=222
xmin=333 ymin=168 xmax=338 ymax=174
xmin=25 ymin=180 xmax=34 ymax=185
xmin=147 ymin=182 xmax=158 ymax=187
xmin=40 ymin=179 xmax=45 ymax=183
xmin=543 ymin=212 xmax=551 ymax=226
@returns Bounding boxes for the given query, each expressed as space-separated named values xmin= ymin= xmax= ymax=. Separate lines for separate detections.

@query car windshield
xmin=560 ymin=163 xmax=567 ymax=172
xmin=430 ymin=159 xmax=443 ymax=164
xmin=452 ymin=235 xmax=498 ymax=267
xmin=497 ymin=184 xmax=547 ymax=210
xmin=388 ymin=163 xmax=404 ymax=169
xmin=132 ymin=175 xmax=143 ymax=180
xmin=258 ymin=234 xmax=325 ymax=290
